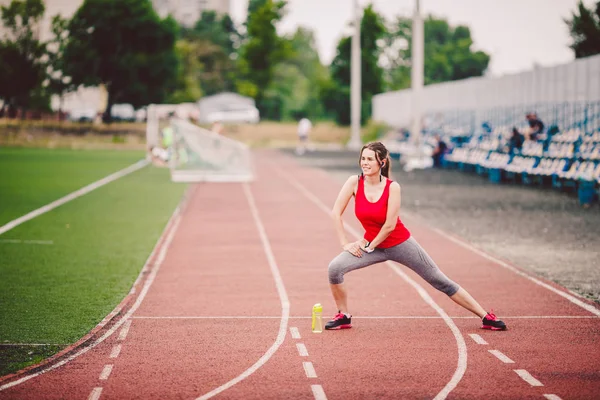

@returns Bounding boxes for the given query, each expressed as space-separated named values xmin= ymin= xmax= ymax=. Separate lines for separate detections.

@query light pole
xmin=347 ymin=0 xmax=362 ymax=150
xmin=411 ymin=0 xmax=424 ymax=149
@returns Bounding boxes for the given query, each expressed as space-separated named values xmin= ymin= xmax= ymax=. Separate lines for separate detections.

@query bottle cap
xmin=313 ymin=303 xmax=322 ymax=313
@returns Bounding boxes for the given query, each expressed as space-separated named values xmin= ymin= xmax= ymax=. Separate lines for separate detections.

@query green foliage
xmin=168 ymin=39 xmax=204 ymax=103
xmin=239 ymin=0 xmax=290 ymax=111
xmin=565 ymin=1 xmax=600 ymax=58
xmin=0 ymin=0 xmax=46 ymax=111
xmin=362 ymin=120 xmax=389 ymax=143
xmin=44 ymin=15 xmax=75 ymax=107
xmin=385 ymin=15 xmax=490 ymax=90
xmin=64 ymin=0 xmax=179 ymax=120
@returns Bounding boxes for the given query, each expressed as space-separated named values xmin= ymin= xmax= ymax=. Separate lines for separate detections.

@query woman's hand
xmin=343 ymin=239 xmax=367 ymax=257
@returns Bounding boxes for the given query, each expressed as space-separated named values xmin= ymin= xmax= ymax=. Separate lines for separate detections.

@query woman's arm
xmin=364 ymin=182 xmax=401 ymax=249
xmin=331 ymin=175 xmax=365 ymax=257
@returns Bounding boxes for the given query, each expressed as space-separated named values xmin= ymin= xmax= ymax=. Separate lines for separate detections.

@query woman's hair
xmin=359 ymin=141 xmax=392 ymax=178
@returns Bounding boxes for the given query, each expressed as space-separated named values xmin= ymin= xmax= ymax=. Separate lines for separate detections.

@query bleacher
xmin=435 ymin=101 xmax=600 ymax=206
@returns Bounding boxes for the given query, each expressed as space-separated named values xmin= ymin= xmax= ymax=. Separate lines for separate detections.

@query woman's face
xmin=360 ymin=148 xmax=381 ymax=176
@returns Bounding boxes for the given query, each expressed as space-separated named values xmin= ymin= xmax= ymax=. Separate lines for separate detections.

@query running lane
xmin=268 ymin=149 xmax=600 ymax=400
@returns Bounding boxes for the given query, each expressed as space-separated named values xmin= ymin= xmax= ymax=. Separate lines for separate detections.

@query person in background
xmin=432 ymin=134 xmax=448 ymax=168
xmin=526 ymin=113 xmax=545 ymax=141
xmin=296 ymin=116 xmax=312 ymax=155
xmin=508 ymin=127 xmax=525 ymax=155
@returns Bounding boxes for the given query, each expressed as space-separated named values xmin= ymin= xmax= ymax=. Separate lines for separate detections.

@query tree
xmin=326 ymin=5 xmax=387 ymax=125
xmin=0 ymin=0 xmax=46 ymax=116
xmin=238 ymin=0 xmax=290 ymax=112
xmin=565 ymin=1 xmax=600 ymax=58
xmin=385 ymin=15 xmax=490 ymax=90
xmin=64 ymin=0 xmax=179 ymax=121
xmin=180 ymin=11 xmax=240 ymax=96
xmin=45 ymin=15 xmax=75 ymax=116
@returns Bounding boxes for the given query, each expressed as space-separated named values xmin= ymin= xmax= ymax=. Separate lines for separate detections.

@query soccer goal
xmin=145 ymin=104 xmax=254 ymax=183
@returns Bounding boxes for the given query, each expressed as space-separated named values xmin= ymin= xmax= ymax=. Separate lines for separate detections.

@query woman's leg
xmin=330 ymin=282 xmax=349 ymax=314
xmin=449 ymin=287 xmax=486 ymax=318
xmin=386 ymin=237 xmax=485 ymax=318
xmin=328 ymin=250 xmax=387 ymax=314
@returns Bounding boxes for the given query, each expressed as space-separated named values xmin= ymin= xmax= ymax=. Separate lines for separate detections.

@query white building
xmin=153 ymin=0 xmax=231 ymax=27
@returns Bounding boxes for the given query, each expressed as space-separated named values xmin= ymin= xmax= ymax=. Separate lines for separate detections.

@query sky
xmin=229 ymin=0 xmax=596 ymax=77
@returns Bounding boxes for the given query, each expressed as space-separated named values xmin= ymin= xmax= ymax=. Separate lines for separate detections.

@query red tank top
xmin=355 ymin=175 xmax=411 ymax=248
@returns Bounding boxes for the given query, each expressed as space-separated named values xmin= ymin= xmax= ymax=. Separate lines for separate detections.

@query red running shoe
xmin=482 ymin=311 xmax=507 ymax=331
xmin=325 ymin=312 xmax=352 ymax=330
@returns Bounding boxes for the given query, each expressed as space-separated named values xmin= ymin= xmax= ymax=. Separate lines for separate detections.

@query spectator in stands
xmin=508 ymin=127 xmax=525 ymax=155
xmin=432 ymin=134 xmax=448 ymax=168
xmin=526 ymin=113 xmax=545 ymax=141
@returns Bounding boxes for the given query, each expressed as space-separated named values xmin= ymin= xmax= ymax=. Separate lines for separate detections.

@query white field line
xmin=296 ymin=343 xmax=309 ymax=357
xmin=311 ymin=385 xmax=327 ymax=400
xmin=0 ymin=239 xmax=53 ymax=245
xmin=543 ymin=394 xmax=562 ymax=400
xmin=290 ymin=327 xmax=301 ymax=339
xmin=99 ymin=364 xmax=113 ymax=380
xmin=131 ymin=315 xmax=599 ymax=320
xmin=0 ymin=202 xmax=182 ymax=392
xmin=109 ymin=344 xmax=122 ymax=359
xmin=488 ymin=350 xmax=514 ymax=364
xmin=468 ymin=334 xmax=488 ymax=345
xmin=0 ymin=159 xmax=148 ymax=236
xmin=303 ymin=362 xmax=317 ymax=378
xmin=118 ymin=320 xmax=132 ymax=341
xmin=514 ymin=369 xmax=544 ymax=386
xmin=277 ymin=168 xmax=467 ymax=400
xmin=194 ymin=183 xmax=291 ymax=400
xmin=423 ymin=225 xmax=600 ymax=317
xmin=87 ymin=387 xmax=103 ymax=400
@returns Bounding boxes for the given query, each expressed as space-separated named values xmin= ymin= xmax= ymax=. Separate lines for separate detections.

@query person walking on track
xmin=325 ymin=141 xmax=507 ymax=331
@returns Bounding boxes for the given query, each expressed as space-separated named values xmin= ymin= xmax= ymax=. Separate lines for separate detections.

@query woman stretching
xmin=325 ymin=142 xmax=507 ymax=331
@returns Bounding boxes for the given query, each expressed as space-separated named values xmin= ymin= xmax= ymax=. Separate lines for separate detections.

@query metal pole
xmin=348 ymin=0 xmax=362 ymax=150
xmin=411 ymin=0 xmax=424 ymax=149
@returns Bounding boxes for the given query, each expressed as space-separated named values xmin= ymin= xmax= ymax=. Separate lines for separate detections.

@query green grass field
xmin=0 ymin=148 xmax=187 ymax=375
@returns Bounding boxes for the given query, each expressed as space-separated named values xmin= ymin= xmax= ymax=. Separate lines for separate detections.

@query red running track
xmin=1 ymin=150 xmax=599 ymax=400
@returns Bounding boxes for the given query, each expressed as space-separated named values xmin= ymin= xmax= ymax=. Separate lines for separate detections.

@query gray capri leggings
xmin=328 ymin=237 xmax=460 ymax=296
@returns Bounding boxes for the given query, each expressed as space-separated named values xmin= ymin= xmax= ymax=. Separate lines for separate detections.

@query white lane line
xmin=276 ymin=169 xmax=468 ymax=400
xmin=118 ymin=320 xmax=132 ymax=341
xmin=0 ymin=239 xmax=53 ymax=245
xmin=87 ymin=387 xmax=103 ymax=400
xmin=290 ymin=327 xmax=301 ymax=339
xmin=311 ymin=384 xmax=327 ymax=400
xmin=514 ymin=369 xmax=544 ymax=386
xmin=195 ymin=183 xmax=291 ymax=400
xmin=427 ymin=226 xmax=600 ymax=317
xmin=468 ymin=334 xmax=488 ymax=345
xmin=296 ymin=343 xmax=309 ymax=357
xmin=99 ymin=364 xmax=113 ymax=380
xmin=543 ymin=395 xmax=562 ymax=400
xmin=131 ymin=315 xmax=598 ymax=320
xmin=0 ymin=159 xmax=148 ymax=236
xmin=109 ymin=344 xmax=122 ymax=358
xmin=0 ymin=203 xmax=183 ymax=392
xmin=488 ymin=350 xmax=514 ymax=364
xmin=303 ymin=362 xmax=317 ymax=378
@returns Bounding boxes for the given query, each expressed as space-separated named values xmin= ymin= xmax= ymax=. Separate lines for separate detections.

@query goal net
xmin=146 ymin=104 xmax=254 ymax=183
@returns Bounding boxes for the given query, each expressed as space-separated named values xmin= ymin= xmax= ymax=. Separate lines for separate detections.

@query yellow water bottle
xmin=312 ymin=303 xmax=323 ymax=333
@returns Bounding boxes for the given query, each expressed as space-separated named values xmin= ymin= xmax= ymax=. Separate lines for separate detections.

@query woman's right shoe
xmin=325 ymin=312 xmax=352 ymax=330
xmin=481 ymin=311 xmax=507 ymax=331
